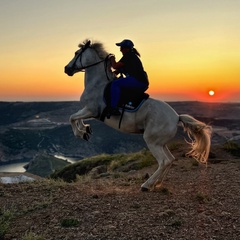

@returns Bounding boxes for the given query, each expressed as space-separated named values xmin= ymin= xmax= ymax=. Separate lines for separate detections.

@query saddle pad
xmin=119 ymin=95 xmax=149 ymax=112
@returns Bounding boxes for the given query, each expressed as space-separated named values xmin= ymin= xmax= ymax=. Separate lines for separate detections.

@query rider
xmin=109 ymin=39 xmax=149 ymax=115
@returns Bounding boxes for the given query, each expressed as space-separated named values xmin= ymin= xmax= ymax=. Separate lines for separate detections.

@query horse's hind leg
xmin=164 ymin=145 xmax=175 ymax=162
xmin=141 ymin=143 xmax=173 ymax=191
xmin=153 ymin=145 xmax=175 ymax=187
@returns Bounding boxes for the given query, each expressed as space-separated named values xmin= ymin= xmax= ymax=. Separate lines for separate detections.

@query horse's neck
xmin=80 ymin=66 xmax=112 ymax=110
xmin=84 ymin=68 xmax=106 ymax=87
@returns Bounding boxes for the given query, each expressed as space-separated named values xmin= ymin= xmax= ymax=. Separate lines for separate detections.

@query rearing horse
xmin=64 ymin=39 xmax=212 ymax=191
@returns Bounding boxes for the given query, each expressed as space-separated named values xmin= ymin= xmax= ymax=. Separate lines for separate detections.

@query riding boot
xmin=110 ymin=107 xmax=121 ymax=116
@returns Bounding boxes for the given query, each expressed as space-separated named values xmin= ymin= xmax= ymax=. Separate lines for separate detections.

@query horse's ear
xmin=86 ymin=40 xmax=91 ymax=48
xmin=81 ymin=40 xmax=91 ymax=52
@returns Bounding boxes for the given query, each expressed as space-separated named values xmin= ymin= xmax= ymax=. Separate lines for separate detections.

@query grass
xmin=21 ymin=232 xmax=45 ymax=240
xmin=159 ymin=187 xmax=171 ymax=195
xmin=26 ymin=154 xmax=71 ymax=177
xmin=222 ymin=141 xmax=240 ymax=157
xmin=21 ymin=195 xmax=53 ymax=215
xmin=171 ymin=219 xmax=182 ymax=228
xmin=0 ymin=209 xmax=12 ymax=239
xmin=168 ymin=141 xmax=184 ymax=151
xmin=0 ymin=178 xmax=69 ymax=238
xmin=109 ymin=149 xmax=155 ymax=171
xmin=51 ymin=149 xmax=156 ymax=182
xmin=195 ymin=192 xmax=210 ymax=203
xmin=60 ymin=218 xmax=80 ymax=228
xmin=192 ymin=160 xmax=199 ymax=167
xmin=0 ymin=142 xmax=237 ymax=239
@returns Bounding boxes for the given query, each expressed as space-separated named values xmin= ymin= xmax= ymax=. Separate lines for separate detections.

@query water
xmin=54 ymin=155 xmax=77 ymax=164
xmin=0 ymin=155 xmax=78 ymax=173
xmin=0 ymin=162 xmax=26 ymax=173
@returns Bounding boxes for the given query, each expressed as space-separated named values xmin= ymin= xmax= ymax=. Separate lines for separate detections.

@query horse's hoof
xmin=141 ymin=187 xmax=149 ymax=192
xmin=86 ymin=126 xmax=92 ymax=134
xmin=83 ymin=133 xmax=89 ymax=141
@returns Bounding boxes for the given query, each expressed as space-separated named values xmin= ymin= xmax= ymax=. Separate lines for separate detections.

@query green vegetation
xmin=195 ymin=192 xmax=210 ymax=203
xmin=22 ymin=232 xmax=45 ymax=240
xmin=192 ymin=160 xmax=199 ymax=167
xmin=168 ymin=141 xmax=184 ymax=151
xmin=171 ymin=219 xmax=182 ymax=228
xmin=51 ymin=149 xmax=155 ymax=182
xmin=60 ymin=218 xmax=80 ymax=228
xmin=159 ymin=187 xmax=171 ymax=195
xmin=109 ymin=149 xmax=155 ymax=171
xmin=0 ymin=209 xmax=12 ymax=239
xmin=0 ymin=180 xmax=66 ymax=238
xmin=222 ymin=141 xmax=240 ymax=157
xmin=0 ymin=149 xmax=156 ymax=237
xmin=26 ymin=154 xmax=71 ymax=177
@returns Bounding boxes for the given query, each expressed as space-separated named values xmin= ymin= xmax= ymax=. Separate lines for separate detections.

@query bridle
xmin=71 ymin=41 xmax=112 ymax=80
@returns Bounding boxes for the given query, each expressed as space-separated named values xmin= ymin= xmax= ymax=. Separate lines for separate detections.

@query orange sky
xmin=0 ymin=0 xmax=240 ymax=102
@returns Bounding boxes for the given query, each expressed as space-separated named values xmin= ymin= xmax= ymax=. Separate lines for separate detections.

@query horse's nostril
xmin=64 ymin=66 xmax=73 ymax=76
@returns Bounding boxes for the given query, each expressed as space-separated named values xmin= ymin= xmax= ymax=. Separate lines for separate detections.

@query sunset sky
xmin=0 ymin=0 xmax=239 ymax=102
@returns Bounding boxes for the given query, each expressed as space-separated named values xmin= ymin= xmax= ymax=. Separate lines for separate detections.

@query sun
xmin=208 ymin=90 xmax=215 ymax=96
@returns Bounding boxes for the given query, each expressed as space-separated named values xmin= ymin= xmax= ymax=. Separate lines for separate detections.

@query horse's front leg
xmin=76 ymin=120 xmax=92 ymax=134
xmin=69 ymin=107 xmax=94 ymax=140
xmin=73 ymin=119 xmax=92 ymax=140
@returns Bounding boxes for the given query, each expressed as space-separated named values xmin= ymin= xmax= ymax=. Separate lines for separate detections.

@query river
xmin=0 ymin=155 xmax=77 ymax=173
xmin=0 ymin=162 xmax=26 ymax=173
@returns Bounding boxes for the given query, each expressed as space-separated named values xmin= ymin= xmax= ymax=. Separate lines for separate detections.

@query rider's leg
xmin=110 ymin=79 xmax=121 ymax=108
xmin=110 ymin=76 xmax=147 ymax=108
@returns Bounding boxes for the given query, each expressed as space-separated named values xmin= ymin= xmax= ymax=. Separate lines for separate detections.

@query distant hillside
xmin=0 ymin=101 xmax=239 ymax=166
xmin=0 ymin=102 xmax=148 ymax=165
xmin=0 ymin=120 xmax=149 ymax=164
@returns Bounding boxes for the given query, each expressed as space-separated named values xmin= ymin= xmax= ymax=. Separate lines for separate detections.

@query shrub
xmin=223 ymin=141 xmax=240 ymax=157
xmin=171 ymin=219 xmax=182 ymax=228
xmin=51 ymin=149 xmax=156 ymax=182
xmin=0 ymin=209 xmax=12 ymax=239
xmin=195 ymin=192 xmax=210 ymax=203
xmin=60 ymin=218 xmax=80 ymax=228
xmin=22 ymin=231 xmax=45 ymax=240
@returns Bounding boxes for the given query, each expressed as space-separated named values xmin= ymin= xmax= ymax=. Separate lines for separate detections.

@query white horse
xmin=64 ymin=39 xmax=212 ymax=191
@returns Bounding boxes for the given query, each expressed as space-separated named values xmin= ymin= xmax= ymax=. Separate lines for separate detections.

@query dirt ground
xmin=0 ymin=147 xmax=239 ymax=240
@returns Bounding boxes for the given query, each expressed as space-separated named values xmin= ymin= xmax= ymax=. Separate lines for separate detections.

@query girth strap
xmin=118 ymin=105 xmax=126 ymax=129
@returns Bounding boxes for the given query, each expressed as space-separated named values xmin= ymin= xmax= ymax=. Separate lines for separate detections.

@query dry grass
xmin=0 ymin=145 xmax=239 ymax=239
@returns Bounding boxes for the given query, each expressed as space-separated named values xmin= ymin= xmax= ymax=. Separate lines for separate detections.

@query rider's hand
xmin=113 ymin=70 xmax=119 ymax=76
xmin=108 ymin=54 xmax=115 ymax=60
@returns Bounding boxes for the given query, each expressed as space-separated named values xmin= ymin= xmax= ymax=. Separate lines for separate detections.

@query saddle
xmin=100 ymin=82 xmax=149 ymax=122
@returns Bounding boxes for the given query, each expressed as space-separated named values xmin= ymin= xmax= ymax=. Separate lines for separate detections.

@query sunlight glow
xmin=209 ymin=90 xmax=215 ymax=96
xmin=0 ymin=1 xmax=239 ymax=102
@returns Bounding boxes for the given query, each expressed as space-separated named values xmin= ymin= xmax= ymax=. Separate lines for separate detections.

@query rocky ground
xmin=1 ymin=101 xmax=239 ymax=239
xmin=0 ymin=146 xmax=239 ymax=240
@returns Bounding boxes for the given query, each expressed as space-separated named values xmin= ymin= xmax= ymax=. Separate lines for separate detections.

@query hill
xmin=0 ymin=101 xmax=239 ymax=238
xmin=1 ymin=101 xmax=240 ymax=168
xmin=0 ymin=102 xmax=148 ymax=166
xmin=0 ymin=146 xmax=239 ymax=239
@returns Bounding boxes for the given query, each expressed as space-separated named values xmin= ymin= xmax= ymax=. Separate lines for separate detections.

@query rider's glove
xmin=108 ymin=54 xmax=115 ymax=59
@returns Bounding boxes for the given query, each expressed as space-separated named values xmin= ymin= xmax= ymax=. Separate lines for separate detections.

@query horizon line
xmin=0 ymin=100 xmax=239 ymax=104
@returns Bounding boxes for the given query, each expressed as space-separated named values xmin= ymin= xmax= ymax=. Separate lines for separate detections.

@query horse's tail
xmin=179 ymin=114 xmax=212 ymax=163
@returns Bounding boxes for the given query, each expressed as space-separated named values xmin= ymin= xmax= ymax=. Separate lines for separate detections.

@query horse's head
xmin=64 ymin=40 xmax=110 ymax=77
xmin=64 ymin=40 xmax=91 ymax=76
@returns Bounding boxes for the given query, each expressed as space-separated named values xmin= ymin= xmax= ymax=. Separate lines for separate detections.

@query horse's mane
xmin=78 ymin=39 xmax=108 ymax=59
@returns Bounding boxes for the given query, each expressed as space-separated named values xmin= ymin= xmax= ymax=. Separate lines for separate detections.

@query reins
xmin=73 ymin=42 xmax=112 ymax=81
xmin=80 ymin=55 xmax=112 ymax=81
xmin=80 ymin=59 xmax=105 ymax=70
